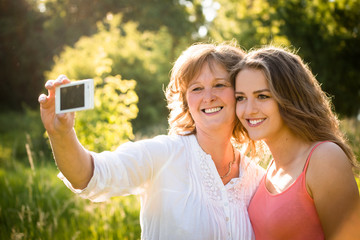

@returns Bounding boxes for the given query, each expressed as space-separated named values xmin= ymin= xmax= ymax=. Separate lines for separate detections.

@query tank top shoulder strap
xmin=303 ymin=141 xmax=329 ymax=172
xmin=266 ymin=159 xmax=275 ymax=173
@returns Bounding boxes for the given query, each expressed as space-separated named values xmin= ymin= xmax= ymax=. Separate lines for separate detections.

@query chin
xmin=248 ymin=133 xmax=264 ymax=141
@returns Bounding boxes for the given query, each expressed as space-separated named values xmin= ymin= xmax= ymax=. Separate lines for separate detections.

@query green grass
xmin=0 ymin=160 xmax=141 ymax=240
xmin=0 ymin=109 xmax=141 ymax=239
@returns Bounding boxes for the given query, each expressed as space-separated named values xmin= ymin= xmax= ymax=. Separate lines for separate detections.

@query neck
xmin=265 ymin=132 xmax=311 ymax=169
xmin=195 ymin=128 xmax=234 ymax=166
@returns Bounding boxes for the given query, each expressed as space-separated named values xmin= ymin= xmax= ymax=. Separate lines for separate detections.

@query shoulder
xmin=306 ymin=141 xmax=357 ymax=198
xmin=308 ymin=141 xmax=351 ymax=175
xmin=114 ymin=134 xmax=187 ymax=157
xmin=152 ymin=134 xmax=191 ymax=149
xmin=131 ymin=134 xmax=185 ymax=147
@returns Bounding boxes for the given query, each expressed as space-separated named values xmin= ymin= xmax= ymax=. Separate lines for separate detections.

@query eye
xmin=258 ymin=94 xmax=270 ymax=100
xmin=191 ymin=87 xmax=202 ymax=92
xmin=236 ymin=96 xmax=246 ymax=102
xmin=215 ymin=83 xmax=226 ymax=88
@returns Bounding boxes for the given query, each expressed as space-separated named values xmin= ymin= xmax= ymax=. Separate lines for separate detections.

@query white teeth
xmin=249 ymin=119 xmax=264 ymax=125
xmin=204 ymin=107 xmax=222 ymax=113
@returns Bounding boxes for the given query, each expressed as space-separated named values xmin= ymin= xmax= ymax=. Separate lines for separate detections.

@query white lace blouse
xmin=59 ymin=134 xmax=264 ymax=240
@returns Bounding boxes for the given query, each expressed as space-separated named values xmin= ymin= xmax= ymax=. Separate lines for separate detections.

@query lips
xmin=202 ymin=107 xmax=223 ymax=114
xmin=247 ymin=118 xmax=266 ymax=126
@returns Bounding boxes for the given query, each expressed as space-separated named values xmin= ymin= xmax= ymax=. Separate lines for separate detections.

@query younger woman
xmin=232 ymin=46 xmax=359 ymax=239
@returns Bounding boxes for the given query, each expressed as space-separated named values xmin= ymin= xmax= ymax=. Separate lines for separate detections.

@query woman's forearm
xmin=49 ymin=128 xmax=94 ymax=189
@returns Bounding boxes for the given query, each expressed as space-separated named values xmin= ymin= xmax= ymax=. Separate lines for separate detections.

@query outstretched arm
xmin=38 ymin=75 xmax=93 ymax=189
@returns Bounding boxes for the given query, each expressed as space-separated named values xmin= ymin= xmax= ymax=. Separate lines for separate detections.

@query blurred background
xmin=1 ymin=0 xmax=359 ymax=239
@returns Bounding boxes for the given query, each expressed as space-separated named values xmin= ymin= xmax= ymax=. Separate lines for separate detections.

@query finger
xmin=45 ymin=80 xmax=55 ymax=90
xmin=45 ymin=75 xmax=71 ymax=98
xmin=44 ymin=80 xmax=56 ymax=99
xmin=38 ymin=93 xmax=47 ymax=104
xmin=54 ymin=74 xmax=71 ymax=86
xmin=56 ymin=74 xmax=67 ymax=82
xmin=38 ymin=93 xmax=54 ymax=110
xmin=45 ymin=75 xmax=70 ymax=90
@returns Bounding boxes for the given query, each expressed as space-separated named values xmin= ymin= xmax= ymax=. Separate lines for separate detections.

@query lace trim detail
xmin=190 ymin=135 xmax=263 ymax=204
xmin=228 ymin=161 xmax=262 ymax=205
xmin=227 ymin=179 xmax=246 ymax=204
xmin=197 ymin=147 xmax=223 ymax=201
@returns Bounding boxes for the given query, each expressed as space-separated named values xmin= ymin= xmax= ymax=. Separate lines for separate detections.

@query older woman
xmin=38 ymin=43 xmax=264 ymax=240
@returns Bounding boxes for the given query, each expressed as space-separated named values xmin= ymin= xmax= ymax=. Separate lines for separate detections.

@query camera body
xmin=55 ymin=79 xmax=94 ymax=114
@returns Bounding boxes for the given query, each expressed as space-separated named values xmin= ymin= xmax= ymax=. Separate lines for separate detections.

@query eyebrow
xmin=235 ymin=89 xmax=271 ymax=94
xmin=189 ymin=77 xmax=229 ymax=85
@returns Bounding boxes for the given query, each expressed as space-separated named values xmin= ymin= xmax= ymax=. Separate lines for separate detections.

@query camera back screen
xmin=60 ymin=84 xmax=85 ymax=110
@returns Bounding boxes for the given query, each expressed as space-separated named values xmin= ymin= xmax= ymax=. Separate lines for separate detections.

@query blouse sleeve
xmin=58 ymin=135 xmax=175 ymax=202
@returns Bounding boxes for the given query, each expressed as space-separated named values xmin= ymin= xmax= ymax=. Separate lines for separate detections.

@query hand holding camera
xmin=38 ymin=75 xmax=94 ymax=137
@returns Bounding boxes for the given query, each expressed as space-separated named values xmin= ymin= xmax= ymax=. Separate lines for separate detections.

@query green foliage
xmin=340 ymin=118 xmax=360 ymax=166
xmin=208 ymin=0 xmax=290 ymax=48
xmin=47 ymin=28 xmax=141 ymax=150
xmin=76 ymin=76 xmax=138 ymax=152
xmin=41 ymin=0 xmax=203 ymax=44
xmin=0 ymin=108 xmax=50 ymax=168
xmin=47 ymin=25 xmax=141 ymax=149
xmin=266 ymin=0 xmax=360 ymax=116
xmin=47 ymin=13 xmax=185 ymax=135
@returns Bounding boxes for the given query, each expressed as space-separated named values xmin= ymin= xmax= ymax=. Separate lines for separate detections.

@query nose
xmin=245 ymin=98 xmax=259 ymax=115
xmin=203 ymin=88 xmax=216 ymax=103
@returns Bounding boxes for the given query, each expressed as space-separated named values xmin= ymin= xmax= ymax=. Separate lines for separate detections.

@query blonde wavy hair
xmin=230 ymin=46 xmax=358 ymax=169
xmin=166 ymin=42 xmax=248 ymax=145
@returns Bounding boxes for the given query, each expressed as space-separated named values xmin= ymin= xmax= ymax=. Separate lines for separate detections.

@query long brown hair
xmin=166 ymin=42 xmax=248 ymax=145
xmin=231 ymin=46 xmax=358 ymax=168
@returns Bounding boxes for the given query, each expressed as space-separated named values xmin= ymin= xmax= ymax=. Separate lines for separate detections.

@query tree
xmin=207 ymin=0 xmax=289 ymax=49
xmin=269 ymin=0 xmax=360 ymax=116
xmin=41 ymin=0 xmax=204 ymax=44
xmin=47 ymin=14 xmax=183 ymax=135
xmin=0 ymin=0 xmax=52 ymax=110
xmin=76 ymin=75 xmax=138 ymax=152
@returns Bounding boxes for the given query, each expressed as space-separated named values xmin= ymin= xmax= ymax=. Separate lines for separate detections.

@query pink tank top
xmin=248 ymin=142 xmax=325 ymax=240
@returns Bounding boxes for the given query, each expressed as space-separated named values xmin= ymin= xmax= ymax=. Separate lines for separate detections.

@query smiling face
xmin=235 ymin=68 xmax=290 ymax=143
xmin=186 ymin=61 xmax=236 ymax=135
